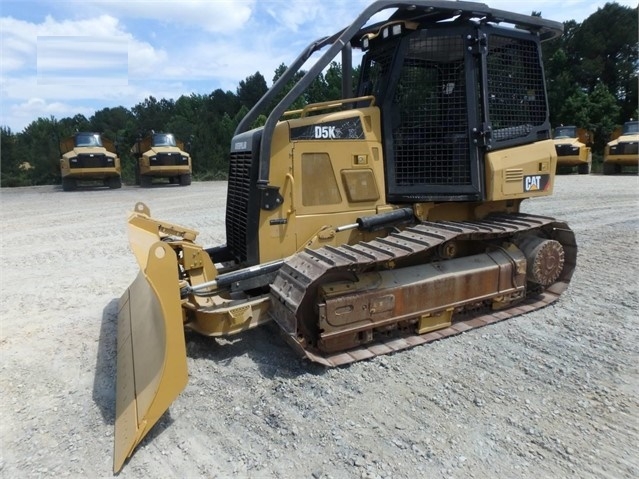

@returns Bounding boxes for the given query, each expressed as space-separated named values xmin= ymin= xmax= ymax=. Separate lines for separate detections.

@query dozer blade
xmin=114 ymin=239 xmax=188 ymax=473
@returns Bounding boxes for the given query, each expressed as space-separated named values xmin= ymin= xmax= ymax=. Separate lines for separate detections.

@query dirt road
xmin=1 ymin=175 xmax=637 ymax=478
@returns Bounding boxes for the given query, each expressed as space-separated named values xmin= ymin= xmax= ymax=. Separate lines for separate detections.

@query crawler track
xmin=270 ymin=213 xmax=577 ymax=366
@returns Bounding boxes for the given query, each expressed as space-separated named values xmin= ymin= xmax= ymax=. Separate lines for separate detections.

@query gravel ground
xmin=1 ymin=174 xmax=637 ymax=479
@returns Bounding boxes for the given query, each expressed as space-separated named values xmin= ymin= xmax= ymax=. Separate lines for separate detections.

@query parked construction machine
xmin=115 ymin=1 xmax=576 ymax=472
xmin=130 ymin=132 xmax=192 ymax=186
xmin=553 ymin=125 xmax=593 ymax=174
xmin=59 ymin=132 xmax=121 ymax=191
xmin=603 ymin=120 xmax=639 ymax=175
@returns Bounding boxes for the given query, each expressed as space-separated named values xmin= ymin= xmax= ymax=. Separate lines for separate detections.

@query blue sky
xmin=1 ymin=0 xmax=635 ymax=133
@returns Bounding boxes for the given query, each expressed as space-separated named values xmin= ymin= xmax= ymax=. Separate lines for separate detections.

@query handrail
xmin=281 ymin=96 xmax=376 ymax=119
xmin=300 ymin=96 xmax=376 ymax=118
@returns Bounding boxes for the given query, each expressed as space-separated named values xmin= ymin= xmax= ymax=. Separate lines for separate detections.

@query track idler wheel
xmin=517 ymin=236 xmax=565 ymax=286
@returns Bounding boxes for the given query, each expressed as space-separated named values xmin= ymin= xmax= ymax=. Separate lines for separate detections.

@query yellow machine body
xmin=131 ymin=133 xmax=192 ymax=186
xmin=59 ymin=133 xmax=121 ymax=190
xmin=113 ymin=2 xmax=575 ymax=472
xmin=552 ymin=126 xmax=593 ymax=174
xmin=113 ymin=103 xmax=569 ymax=471
xmin=603 ymin=121 xmax=639 ymax=174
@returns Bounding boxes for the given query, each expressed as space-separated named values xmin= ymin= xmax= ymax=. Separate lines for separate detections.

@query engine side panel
xmin=255 ymin=107 xmax=390 ymax=264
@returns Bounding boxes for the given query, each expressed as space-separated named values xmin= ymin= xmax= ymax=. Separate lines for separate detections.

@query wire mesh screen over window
xmin=361 ymin=44 xmax=395 ymax=99
xmin=486 ymin=35 xmax=547 ymax=142
xmin=392 ymin=35 xmax=471 ymax=187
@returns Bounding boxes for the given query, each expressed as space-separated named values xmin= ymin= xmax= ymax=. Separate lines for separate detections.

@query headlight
xmin=181 ymin=156 xmax=188 ymax=162
xmin=70 ymin=157 xmax=78 ymax=163
xmin=150 ymin=156 xmax=157 ymax=161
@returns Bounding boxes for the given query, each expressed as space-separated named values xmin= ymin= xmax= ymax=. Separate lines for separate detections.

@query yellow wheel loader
xmin=553 ymin=125 xmax=593 ymax=174
xmin=131 ymin=132 xmax=192 ymax=187
xmin=603 ymin=120 xmax=639 ymax=175
xmin=59 ymin=132 xmax=121 ymax=191
xmin=114 ymin=1 xmax=576 ymax=472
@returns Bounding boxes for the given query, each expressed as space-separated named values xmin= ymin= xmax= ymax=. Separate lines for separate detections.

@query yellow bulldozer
xmin=552 ymin=125 xmax=593 ymax=174
xmin=130 ymin=132 xmax=192 ymax=186
xmin=59 ymin=132 xmax=121 ymax=191
xmin=114 ymin=1 xmax=576 ymax=472
xmin=603 ymin=120 xmax=639 ymax=175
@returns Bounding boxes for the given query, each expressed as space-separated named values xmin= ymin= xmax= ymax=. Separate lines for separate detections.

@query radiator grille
xmin=151 ymin=152 xmax=188 ymax=166
xmin=555 ymin=144 xmax=578 ymax=156
xmin=611 ymin=142 xmax=638 ymax=156
xmin=392 ymin=35 xmax=471 ymax=187
xmin=225 ymin=151 xmax=252 ymax=263
xmin=70 ymin=153 xmax=112 ymax=168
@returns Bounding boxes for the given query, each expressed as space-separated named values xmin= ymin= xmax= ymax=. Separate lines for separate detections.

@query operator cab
xmin=554 ymin=126 xmax=578 ymax=139
xmin=622 ymin=121 xmax=638 ymax=135
xmin=355 ymin=19 xmax=550 ymax=202
xmin=151 ymin=133 xmax=177 ymax=147
xmin=75 ymin=132 xmax=103 ymax=147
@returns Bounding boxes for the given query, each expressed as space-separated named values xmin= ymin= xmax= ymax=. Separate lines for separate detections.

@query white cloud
xmin=263 ymin=1 xmax=322 ymax=33
xmin=1 ymin=13 xmax=123 ymax=46
xmin=127 ymin=42 xmax=168 ymax=77
xmin=1 ymin=14 xmax=164 ymax=77
xmin=171 ymin=38 xmax=287 ymax=82
xmin=0 ymin=12 xmax=173 ymax=130
xmin=7 ymin=97 xmax=94 ymax=127
xmin=91 ymin=0 xmax=254 ymax=33
xmin=260 ymin=0 xmax=377 ymax=38
xmin=37 ymin=36 xmax=128 ymax=82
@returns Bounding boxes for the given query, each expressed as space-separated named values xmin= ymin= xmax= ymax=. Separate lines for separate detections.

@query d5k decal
xmin=290 ymin=117 xmax=365 ymax=141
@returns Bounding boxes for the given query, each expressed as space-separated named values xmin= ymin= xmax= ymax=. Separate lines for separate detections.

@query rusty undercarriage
xmin=270 ymin=213 xmax=576 ymax=365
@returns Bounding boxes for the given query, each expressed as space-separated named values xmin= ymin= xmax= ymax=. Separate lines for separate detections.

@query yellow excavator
xmin=114 ymin=1 xmax=576 ymax=472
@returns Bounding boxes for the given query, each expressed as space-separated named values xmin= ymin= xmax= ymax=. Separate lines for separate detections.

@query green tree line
xmin=1 ymin=2 xmax=636 ymax=187
xmin=542 ymin=2 xmax=638 ymax=153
